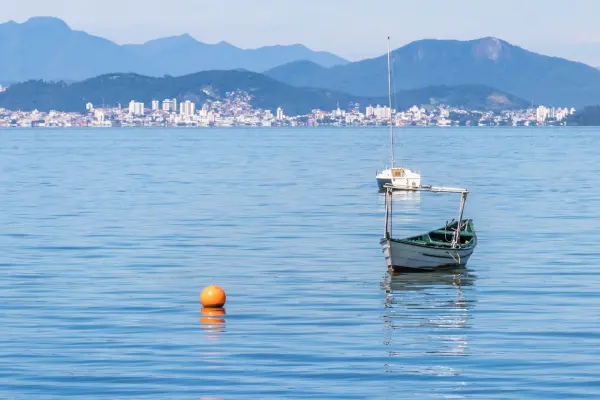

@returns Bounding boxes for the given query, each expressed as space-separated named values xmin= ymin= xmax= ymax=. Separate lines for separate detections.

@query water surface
xmin=1 ymin=127 xmax=599 ymax=399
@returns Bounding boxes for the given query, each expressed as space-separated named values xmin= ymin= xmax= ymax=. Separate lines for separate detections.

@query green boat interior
xmin=403 ymin=219 xmax=476 ymax=247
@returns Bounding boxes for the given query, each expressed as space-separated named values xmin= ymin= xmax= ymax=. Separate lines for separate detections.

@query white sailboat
xmin=376 ymin=37 xmax=421 ymax=190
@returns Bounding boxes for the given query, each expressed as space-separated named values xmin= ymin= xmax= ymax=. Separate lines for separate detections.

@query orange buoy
xmin=200 ymin=285 xmax=227 ymax=308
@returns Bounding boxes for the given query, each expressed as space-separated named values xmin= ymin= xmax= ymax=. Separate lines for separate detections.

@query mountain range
xmin=2 ymin=17 xmax=600 ymax=110
xmin=266 ymin=37 xmax=600 ymax=108
xmin=0 ymin=17 xmax=348 ymax=82
xmin=0 ymin=71 xmax=529 ymax=115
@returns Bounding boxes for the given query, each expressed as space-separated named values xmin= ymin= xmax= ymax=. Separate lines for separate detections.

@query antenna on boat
xmin=387 ymin=36 xmax=395 ymax=169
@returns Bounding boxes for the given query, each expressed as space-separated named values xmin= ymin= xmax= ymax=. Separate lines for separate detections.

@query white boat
xmin=376 ymin=167 xmax=421 ymax=190
xmin=381 ymin=185 xmax=477 ymax=271
xmin=376 ymin=37 xmax=421 ymax=190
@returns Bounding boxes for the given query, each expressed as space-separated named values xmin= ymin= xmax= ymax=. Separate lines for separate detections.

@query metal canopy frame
xmin=383 ymin=184 xmax=470 ymax=248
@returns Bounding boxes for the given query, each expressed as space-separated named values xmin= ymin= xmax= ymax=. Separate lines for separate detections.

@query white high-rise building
xmin=172 ymin=98 xmax=178 ymax=113
xmin=180 ymin=100 xmax=196 ymax=116
xmin=86 ymin=102 xmax=94 ymax=112
xmin=135 ymin=102 xmax=144 ymax=116
xmin=129 ymin=100 xmax=145 ymax=116
xmin=162 ymin=99 xmax=173 ymax=112
xmin=536 ymin=105 xmax=548 ymax=123
xmin=366 ymin=105 xmax=374 ymax=117
xmin=276 ymin=107 xmax=284 ymax=120
xmin=207 ymin=111 xmax=216 ymax=123
xmin=374 ymin=105 xmax=391 ymax=120
xmin=151 ymin=100 xmax=159 ymax=111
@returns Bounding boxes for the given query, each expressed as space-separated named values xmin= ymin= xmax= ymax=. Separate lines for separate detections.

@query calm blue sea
xmin=1 ymin=127 xmax=599 ymax=399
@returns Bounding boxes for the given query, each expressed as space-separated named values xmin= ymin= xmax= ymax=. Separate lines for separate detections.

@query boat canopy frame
xmin=383 ymin=184 xmax=469 ymax=249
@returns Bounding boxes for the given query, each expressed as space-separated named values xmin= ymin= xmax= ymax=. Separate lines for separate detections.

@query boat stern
xmin=380 ymin=238 xmax=393 ymax=269
xmin=377 ymin=177 xmax=392 ymax=189
xmin=376 ymin=169 xmax=392 ymax=189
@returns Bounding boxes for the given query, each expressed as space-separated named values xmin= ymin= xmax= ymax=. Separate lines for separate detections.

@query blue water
xmin=1 ymin=127 xmax=599 ymax=399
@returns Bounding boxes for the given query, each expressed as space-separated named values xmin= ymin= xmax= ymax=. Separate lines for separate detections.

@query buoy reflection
xmin=200 ymin=307 xmax=226 ymax=339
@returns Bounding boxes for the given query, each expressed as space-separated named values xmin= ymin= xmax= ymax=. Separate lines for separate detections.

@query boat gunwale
xmin=380 ymin=219 xmax=478 ymax=250
xmin=380 ymin=236 xmax=477 ymax=251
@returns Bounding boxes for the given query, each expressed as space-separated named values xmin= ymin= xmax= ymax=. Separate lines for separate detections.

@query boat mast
xmin=387 ymin=36 xmax=395 ymax=169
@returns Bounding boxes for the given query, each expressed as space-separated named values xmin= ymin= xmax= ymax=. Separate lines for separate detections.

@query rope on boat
xmin=447 ymin=251 xmax=461 ymax=265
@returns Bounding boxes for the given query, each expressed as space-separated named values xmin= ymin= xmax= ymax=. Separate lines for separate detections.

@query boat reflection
xmin=377 ymin=189 xmax=422 ymax=230
xmin=378 ymin=188 xmax=421 ymax=203
xmin=381 ymin=268 xmax=476 ymax=368
xmin=200 ymin=307 xmax=226 ymax=340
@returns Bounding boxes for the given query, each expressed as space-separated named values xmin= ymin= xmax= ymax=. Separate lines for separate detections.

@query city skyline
xmin=0 ymin=89 xmax=576 ymax=128
xmin=3 ymin=0 xmax=600 ymax=64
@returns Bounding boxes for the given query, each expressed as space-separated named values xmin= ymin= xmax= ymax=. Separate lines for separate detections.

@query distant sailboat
xmin=376 ymin=37 xmax=421 ymax=190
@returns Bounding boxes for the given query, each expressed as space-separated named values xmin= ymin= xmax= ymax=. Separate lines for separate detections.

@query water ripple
xmin=1 ymin=127 xmax=600 ymax=399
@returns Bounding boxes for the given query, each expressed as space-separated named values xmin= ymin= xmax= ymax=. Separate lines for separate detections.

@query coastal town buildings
xmin=0 ymin=90 xmax=577 ymax=128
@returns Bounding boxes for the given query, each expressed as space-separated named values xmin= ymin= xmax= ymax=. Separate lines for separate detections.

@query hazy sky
xmin=4 ymin=0 xmax=600 ymax=64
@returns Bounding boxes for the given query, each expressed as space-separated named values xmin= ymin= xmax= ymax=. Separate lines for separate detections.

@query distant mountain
xmin=267 ymin=61 xmax=331 ymax=88
xmin=391 ymin=85 xmax=529 ymax=111
xmin=0 ymin=71 xmax=377 ymax=115
xmin=0 ymin=17 xmax=348 ymax=82
xmin=0 ymin=70 xmax=528 ymax=114
xmin=265 ymin=37 xmax=600 ymax=107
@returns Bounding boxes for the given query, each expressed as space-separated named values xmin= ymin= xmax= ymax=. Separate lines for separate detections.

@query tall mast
xmin=387 ymin=36 xmax=395 ymax=169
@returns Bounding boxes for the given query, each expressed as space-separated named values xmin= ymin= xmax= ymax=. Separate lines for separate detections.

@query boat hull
xmin=380 ymin=238 xmax=475 ymax=271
